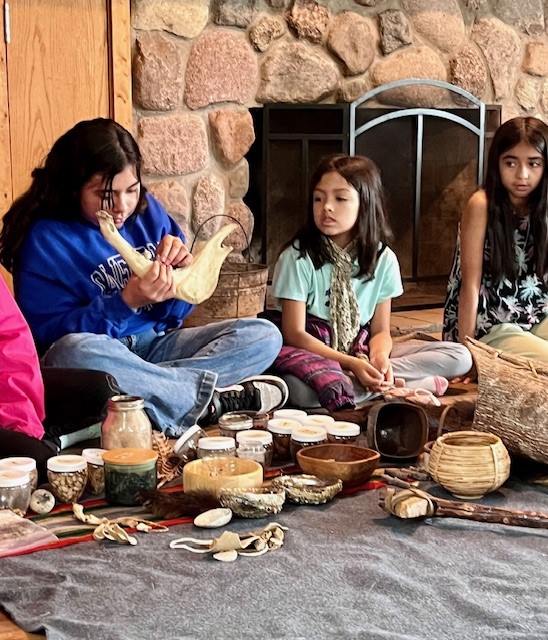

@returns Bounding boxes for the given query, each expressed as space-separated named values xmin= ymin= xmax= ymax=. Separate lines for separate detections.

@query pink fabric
xmin=0 ymin=277 xmax=45 ymax=439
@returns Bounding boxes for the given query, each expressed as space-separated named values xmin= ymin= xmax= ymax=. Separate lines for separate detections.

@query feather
xmin=138 ymin=489 xmax=220 ymax=519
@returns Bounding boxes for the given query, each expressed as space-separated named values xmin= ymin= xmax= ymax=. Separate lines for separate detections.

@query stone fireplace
xmin=130 ymin=0 xmax=548 ymax=311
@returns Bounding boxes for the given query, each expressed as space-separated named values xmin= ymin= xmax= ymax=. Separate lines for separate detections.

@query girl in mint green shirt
xmin=270 ymin=154 xmax=472 ymax=409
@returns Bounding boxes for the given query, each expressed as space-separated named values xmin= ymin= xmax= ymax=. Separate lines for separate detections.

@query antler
xmin=95 ymin=210 xmax=236 ymax=304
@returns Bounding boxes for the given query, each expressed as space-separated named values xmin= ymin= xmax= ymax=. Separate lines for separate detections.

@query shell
xmin=219 ymin=486 xmax=285 ymax=519
xmin=193 ymin=508 xmax=233 ymax=528
xmin=29 ymin=489 xmax=56 ymax=514
xmin=271 ymin=474 xmax=342 ymax=505
xmin=213 ymin=549 xmax=238 ymax=562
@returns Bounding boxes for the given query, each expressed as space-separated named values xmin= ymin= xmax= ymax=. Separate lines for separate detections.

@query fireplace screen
xmin=246 ymin=81 xmax=500 ymax=309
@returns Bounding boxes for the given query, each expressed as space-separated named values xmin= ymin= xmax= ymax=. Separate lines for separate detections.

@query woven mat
xmin=10 ymin=465 xmax=382 ymax=558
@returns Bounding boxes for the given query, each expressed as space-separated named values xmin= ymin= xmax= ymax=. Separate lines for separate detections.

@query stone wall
xmin=132 ymin=0 xmax=548 ymax=252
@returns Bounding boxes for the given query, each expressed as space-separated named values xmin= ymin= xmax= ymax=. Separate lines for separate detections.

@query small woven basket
xmin=467 ymin=338 xmax=548 ymax=464
xmin=428 ymin=430 xmax=511 ymax=499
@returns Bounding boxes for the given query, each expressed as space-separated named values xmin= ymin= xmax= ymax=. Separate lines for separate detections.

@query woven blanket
xmin=4 ymin=465 xmax=382 ymax=558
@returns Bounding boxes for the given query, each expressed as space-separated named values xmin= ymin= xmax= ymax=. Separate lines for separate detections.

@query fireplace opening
xmin=245 ymin=87 xmax=500 ymax=311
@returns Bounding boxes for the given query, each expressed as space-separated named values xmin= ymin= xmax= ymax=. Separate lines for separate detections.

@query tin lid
xmin=298 ymin=414 xmax=335 ymax=426
xmin=267 ymin=418 xmax=301 ymax=435
xmin=81 ymin=448 xmax=107 ymax=467
xmin=0 ymin=456 xmax=37 ymax=473
xmin=0 ymin=469 xmax=31 ymax=487
xmin=47 ymin=455 xmax=87 ymax=473
xmin=197 ymin=436 xmax=236 ymax=451
xmin=291 ymin=426 xmax=328 ymax=443
xmin=218 ymin=412 xmax=254 ymax=431
xmin=272 ymin=408 xmax=308 ymax=420
xmin=236 ymin=430 xmax=273 ymax=445
xmin=102 ymin=448 xmax=158 ymax=466
xmin=326 ymin=422 xmax=360 ymax=437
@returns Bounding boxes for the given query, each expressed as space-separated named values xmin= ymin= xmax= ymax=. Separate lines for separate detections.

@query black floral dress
xmin=443 ymin=215 xmax=548 ymax=341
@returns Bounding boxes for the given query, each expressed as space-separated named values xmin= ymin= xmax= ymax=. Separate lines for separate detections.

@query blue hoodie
xmin=15 ymin=193 xmax=194 ymax=353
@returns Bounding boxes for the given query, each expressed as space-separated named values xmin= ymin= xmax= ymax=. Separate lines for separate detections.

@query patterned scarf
xmin=324 ymin=237 xmax=361 ymax=353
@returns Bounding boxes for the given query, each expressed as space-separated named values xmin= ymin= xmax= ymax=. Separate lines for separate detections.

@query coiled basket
xmin=428 ymin=430 xmax=511 ymax=500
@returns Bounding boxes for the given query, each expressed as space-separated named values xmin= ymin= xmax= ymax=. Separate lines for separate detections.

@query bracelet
xmin=357 ymin=353 xmax=369 ymax=362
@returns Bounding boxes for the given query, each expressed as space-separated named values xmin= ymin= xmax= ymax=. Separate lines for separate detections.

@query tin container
xmin=101 ymin=395 xmax=152 ymax=450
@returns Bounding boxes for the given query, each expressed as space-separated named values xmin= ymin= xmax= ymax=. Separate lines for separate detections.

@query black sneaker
xmin=201 ymin=375 xmax=289 ymax=426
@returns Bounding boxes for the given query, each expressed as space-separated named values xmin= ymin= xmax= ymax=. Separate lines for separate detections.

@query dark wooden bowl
xmin=296 ymin=444 xmax=380 ymax=487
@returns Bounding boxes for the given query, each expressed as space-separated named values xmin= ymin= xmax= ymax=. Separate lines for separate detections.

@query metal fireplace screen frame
xmin=349 ymin=78 xmax=487 ymax=282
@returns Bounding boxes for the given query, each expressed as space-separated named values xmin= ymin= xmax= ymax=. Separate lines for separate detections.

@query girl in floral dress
xmin=443 ymin=116 xmax=548 ymax=364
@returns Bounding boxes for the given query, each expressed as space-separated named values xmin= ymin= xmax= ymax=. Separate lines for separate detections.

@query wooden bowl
xmin=296 ymin=444 xmax=380 ymax=487
xmin=428 ymin=430 xmax=511 ymax=499
xmin=183 ymin=458 xmax=263 ymax=497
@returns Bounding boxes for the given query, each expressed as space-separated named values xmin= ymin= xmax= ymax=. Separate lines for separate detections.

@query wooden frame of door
xmin=0 ymin=0 xmax=132 ymax=211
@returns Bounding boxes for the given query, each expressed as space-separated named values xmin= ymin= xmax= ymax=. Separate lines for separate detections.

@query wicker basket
xmin=467 ymin=338 xmax=548 ymax=464
xmin=184 ymin=262 xmax=268 ymax=327
xmin=428 ymin=430 xmax=511 ymax=499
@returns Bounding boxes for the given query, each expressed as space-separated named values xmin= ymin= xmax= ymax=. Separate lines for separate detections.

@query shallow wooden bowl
xmin=183 ymin=458 xmax=263 ymax=497
xmin=296 ymin=444 xmax=380 ymax=487
xmin=428 ymin=430 xmax=511 ymax=499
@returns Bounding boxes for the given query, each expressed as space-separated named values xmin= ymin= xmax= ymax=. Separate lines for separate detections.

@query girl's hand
xmin=369 ymin=353 xmax=394 ymax=390
xmin=122 ymin=261 xmax=177 ymax=309
xmin=348 ymin=356 xmax=388 ymax=391
xmin=156 ymin=235 xmax=193 ymax=267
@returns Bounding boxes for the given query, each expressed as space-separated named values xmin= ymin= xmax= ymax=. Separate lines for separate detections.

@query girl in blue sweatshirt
xmin=0 ymin=118 xmax=287 ymax=435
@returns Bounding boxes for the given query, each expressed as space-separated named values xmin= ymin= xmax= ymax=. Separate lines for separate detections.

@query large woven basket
xmin=428 ymin=430 xmax=511 ymax=499
xmin=467 ymin=338 xmax=548 ymax=464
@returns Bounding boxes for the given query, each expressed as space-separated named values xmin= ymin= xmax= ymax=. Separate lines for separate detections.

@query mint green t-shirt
xmin=271 ymin=242 xmax=404 ymax=326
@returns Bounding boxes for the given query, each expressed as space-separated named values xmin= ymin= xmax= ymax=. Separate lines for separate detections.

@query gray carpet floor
xmin=1 ymin=478 xmax=547 ymax=640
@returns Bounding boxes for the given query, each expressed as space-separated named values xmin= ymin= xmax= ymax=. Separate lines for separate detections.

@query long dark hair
xmin=0 ymin=118 xmax=147 ymax=273
xmin=287 ymin=153 xmax=393 ymax=279
xmin=484 ymin=116 xmax=548 ymax=281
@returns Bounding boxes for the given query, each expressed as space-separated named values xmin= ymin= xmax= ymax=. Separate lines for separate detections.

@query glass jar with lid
xmin=290 ymin=426 xmax=328 ymax=464
xmin=102 ymin=448 xmax=158 ymax=506
xmin=101 ymin=395 xmax=152 ymax=450
xmin=81 ymin=448 xmax=106 ymax=495
xmin=172 ymin=425 xmax=208 ymax=464
xmin=197 ymin=437 xmax=237 ymax=477
xmin=272 ymin=408 xmax=308 ymax=421
xmin=326 ymin=421 xmax=360 ymax=444
xmin=0 ymin=469 xmax=32 ymax=514
xmin=236 ymin=430 xmax=273 ymax=469
xmin=238 ymin=410 xmax=269 ymax=430
xmin=267 ymin=418 xmax=301 ymax=464
xmin=218 ymin=412 xmax=254 ymax=439
xmin=46 ymin=455 xmax=88 ymax=504
xmin=0 ymin=457 xmax=38 ymax=492
xmin=298 ymin=414 xmax=335 ymax=427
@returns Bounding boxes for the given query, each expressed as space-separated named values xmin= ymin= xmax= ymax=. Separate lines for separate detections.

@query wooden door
xmin=0 ymin=0 xmax=132 ymax=204
xmin=0 ymin=0 xmax=131 ymax=285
